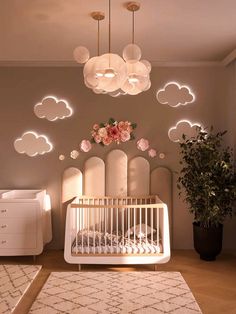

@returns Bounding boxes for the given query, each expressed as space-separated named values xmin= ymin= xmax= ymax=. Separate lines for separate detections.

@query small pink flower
xmin=94 ymin=134 xmax=102 ymax=143
xmin=148 ymin=149 xmax=157 ymax=158
xmin=103 ymin=136 xmax=113 ymax=146
xmin=93 ymin=124 xmax=99 ymax=131
xmin=98 ymin=127 xmax=107 ymax=138
xmin=137 ymin=138 xmax=149 ymax=151
xmin=80 ymin=140 xmax=92 ymax=152
xmin=120 ymin=130 xmax=131 ymax=142
xmin=118 ymin=121 xmax=132 ymax=132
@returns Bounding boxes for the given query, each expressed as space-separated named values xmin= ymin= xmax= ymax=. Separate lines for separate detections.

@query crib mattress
xmin=72 ymin=230 xmax=162 ymax=255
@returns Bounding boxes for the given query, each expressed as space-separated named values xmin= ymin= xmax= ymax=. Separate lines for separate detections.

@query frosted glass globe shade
xmin=140 ymin=60 xmax=152 ymax=73
xmin=84 ymin=73 xmax=98 ymax=88
xmin=135 ymin=75 xmax=150 ymax=91
xmin=143 ymin=79 xmax=151 ymax=91
xmin=123 ymin=44 xmax=142 ymax=63
xmin=83 ymin=56 xmax=100 ymax=77
xmin=95 ymin=53 xmax=127 ymax=92
xmin=126 ymin=61 xmax=149 ymax=78
xmin=73 ymin=46 xmax=90 ymax=64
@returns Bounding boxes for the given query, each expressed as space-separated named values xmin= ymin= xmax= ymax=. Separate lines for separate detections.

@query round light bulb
xmin=73 ymin=46 xmax=90 ymax=64
xmin=123 ymin=44 xmax=142 ymax=63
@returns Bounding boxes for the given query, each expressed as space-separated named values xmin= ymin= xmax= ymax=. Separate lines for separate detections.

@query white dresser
xmin=0 ymin=190 xmax=52 ymax=256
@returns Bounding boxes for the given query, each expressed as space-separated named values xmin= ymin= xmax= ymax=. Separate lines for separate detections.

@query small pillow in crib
xmin=125 ymin=224 xmax=156 ymax=239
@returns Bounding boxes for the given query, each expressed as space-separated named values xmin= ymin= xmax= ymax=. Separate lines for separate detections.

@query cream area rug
xmin=0 ymin=264 xmax=41 ymax=314
xmin=29 ymin=271 xmax=202 ymax=314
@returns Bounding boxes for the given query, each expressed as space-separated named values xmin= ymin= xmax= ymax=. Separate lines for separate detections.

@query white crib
xmin=63 ymin=149 xmax=172 ymax=266
xmin=64 ymin=195 xmax=170 ymax=265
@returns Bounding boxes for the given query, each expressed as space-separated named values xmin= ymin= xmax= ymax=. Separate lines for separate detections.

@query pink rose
xmin=148 ymin=149 xmax=157 ymax=158
xmin=94 ymin=134 xmax=102 ymax=143
xmin=120 ymin=130 xmax=131 ymax=142
xmin=98 ymin=127 xmax=107 ymax=138
xmin=93 ymin=124 xmax=99 ymax=131
xmin=118 ymin=121 xmax=125 ymax=131
xmin=137 ymin=138 xmax=149 ymax=151
xmin=118 ymin=121 xmax=132 ymax=132
xmin=102 ymin=136 xmax=113 ymax=146
xmin=108 ymin=126 xmax=120 ymax=140
xmin=80 ymin=140 xmax=92 ymax=152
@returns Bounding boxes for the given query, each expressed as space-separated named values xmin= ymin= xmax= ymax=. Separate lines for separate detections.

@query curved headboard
xmin=62 ymin=149 xmax=172 ymax=235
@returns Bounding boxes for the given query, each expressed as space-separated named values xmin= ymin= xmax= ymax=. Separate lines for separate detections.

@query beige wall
xmin=0 ymin=65 xmax=235 ymax=250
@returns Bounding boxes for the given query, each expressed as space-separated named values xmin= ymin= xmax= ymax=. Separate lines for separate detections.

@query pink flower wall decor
xmin=137 ymin=138 xmax=149 ymax=151
xmin=91 ymin=118 xmax=137 ymax=146
xmin=80 ymin=140 xmax=92 ymax=152
xmin=148 ymin=149 xmax=157 ymax=158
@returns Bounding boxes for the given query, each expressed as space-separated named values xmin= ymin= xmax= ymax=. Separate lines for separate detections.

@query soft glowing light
xmin=157 ymin=82 xmax=196 ymax=107
xmin=44 ymin=194 xmax=51 ymax=211
xmin=168 ymin=120 xmax=202 ymax=142
xmin=104 ymin=68 xmax=116 ymax=78
xmin=34 ymin=96 xmax=73 ymax=121
xmin=128 ymin=74 xmax=139 ymax=83
xmin=14 ymin=131 xmax=53 ymax=157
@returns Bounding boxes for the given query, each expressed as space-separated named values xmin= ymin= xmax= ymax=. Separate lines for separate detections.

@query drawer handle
xmin=0 ymin=209 xmax=7 ymax=213
xmin=1 ymin=240 xmax=7 ymax=244
xmin=1 ymin=224 xmax=7 ymax=229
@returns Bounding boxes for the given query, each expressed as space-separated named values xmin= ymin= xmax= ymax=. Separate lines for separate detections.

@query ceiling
xmin=1 ymin=0 xmax=236 ymax=65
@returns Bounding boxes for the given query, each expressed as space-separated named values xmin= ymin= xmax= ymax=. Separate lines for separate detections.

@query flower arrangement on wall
xmin=91 ymin=118 xmax=137 ymax=146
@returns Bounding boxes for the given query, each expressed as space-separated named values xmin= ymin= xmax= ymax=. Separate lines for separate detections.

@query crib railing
xmin=68 ymin=196 xmax=168 ymax=256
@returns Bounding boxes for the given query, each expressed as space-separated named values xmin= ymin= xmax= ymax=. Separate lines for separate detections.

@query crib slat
xmin=116 ymin=207 xmax=118 ymax=253
xmin=81 ymin=208 xmax=84 ymax=254
xmin=156 ymin=207 xmax=159 ymax=246
xmin=151 ymin=207 xmax=153 ymax=245
xmin=75 ymin=207 xmax=78 ymax=254
xmin=139 ymin=207 xmax=142 ymax=247
xmin=145 ymin=207 xmax=147 ymax=246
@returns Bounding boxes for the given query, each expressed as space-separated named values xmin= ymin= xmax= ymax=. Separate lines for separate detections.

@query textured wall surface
xmin=0 ymin=65 xmax=235 ymax=250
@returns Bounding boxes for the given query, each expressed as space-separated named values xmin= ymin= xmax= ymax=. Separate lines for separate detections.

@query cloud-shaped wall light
xmin=14 ymin=131 xmax=53 ymax=157
xmin=156 ymin=82 xmax=195 ymax=107
xmin=168 ymin=120 xmax=202 ymax=142
xmin=34 ymin=96 xmax=73 ymax=121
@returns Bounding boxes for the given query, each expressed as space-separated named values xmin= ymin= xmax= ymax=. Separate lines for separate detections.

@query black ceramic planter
xmin=193 ymin=222 xmax=223 ymax=261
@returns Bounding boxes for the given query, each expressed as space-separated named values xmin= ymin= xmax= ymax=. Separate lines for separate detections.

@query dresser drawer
xmin=0 ymin=218 xmax=36 ymax=234
xmin=0 ymin=202 xmax=37 ymax=218
xmin=0 ymin=234 xmax=36 ymax=249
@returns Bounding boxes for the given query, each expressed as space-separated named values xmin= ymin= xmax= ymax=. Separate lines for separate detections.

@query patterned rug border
xmin=30 ymin=271 xmax=202 ymax=314
xmin=0 ymin=264 xmax=42 ymax=314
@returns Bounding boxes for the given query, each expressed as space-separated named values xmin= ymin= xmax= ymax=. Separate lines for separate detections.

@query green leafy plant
xmin=177 ymin=126 xmax=236 ymax=228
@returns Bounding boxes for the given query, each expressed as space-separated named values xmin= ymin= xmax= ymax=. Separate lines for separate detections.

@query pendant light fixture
xmin=73 ymin=1 xmax=151 ymax=96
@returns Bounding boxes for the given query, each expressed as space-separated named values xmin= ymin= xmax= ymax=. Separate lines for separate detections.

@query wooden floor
xmin=1 ymin=250 xmax=236 ymax=314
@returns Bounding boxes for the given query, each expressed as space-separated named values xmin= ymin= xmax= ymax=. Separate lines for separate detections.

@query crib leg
xmin=154 ymin=264 xmax=158 ymax=271
xmin=77 ymin=264 xmax=82 ymax=271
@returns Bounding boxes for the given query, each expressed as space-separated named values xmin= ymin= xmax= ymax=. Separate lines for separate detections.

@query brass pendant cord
xmin=109 ymin=0 xmax=111 ymax=53
xmin=108 ymin=0 xmax=111 ymax=67
xmin=97 ymin=19 xmax=100 ymax=56
xmin=132 ymin=10 xmax=135 ymax=44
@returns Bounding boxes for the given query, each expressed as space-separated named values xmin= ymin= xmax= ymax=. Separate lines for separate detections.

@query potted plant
xmin=177 ymin=126 xmax=236 ymax=261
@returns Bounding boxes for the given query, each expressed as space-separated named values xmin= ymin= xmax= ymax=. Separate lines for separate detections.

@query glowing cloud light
xmin=156 ymin=82 xmax=195 ymax=107
xmin=168 ymin=120 xmax=202 ymax=142
xmin=14 ymin=131 xmax=53 ymax=157
xmin=34 ymin=96 xmax=73 ymax=121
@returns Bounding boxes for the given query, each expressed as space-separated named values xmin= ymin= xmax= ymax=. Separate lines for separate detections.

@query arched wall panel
xmin=128 ymin=157 xmax=150 ymax=196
